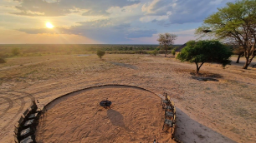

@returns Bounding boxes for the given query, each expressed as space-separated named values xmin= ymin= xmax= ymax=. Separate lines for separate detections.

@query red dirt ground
xmin=36 ymin=87 xmax=175 ymax=143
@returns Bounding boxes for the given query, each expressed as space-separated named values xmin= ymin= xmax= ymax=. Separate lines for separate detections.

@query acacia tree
xmin=97 ymin=50 xmax=105 ymax=59
xmin=197 ymin=0 xmax=256 ymax=69
xmin=157 ymin=33 xmax=177 ymax=57
xmin=177 ymin=40 xmax=232 ymax=74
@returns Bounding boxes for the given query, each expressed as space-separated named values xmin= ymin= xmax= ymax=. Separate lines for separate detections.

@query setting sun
xmin=46 ymin=22 xmax=54 ymax=29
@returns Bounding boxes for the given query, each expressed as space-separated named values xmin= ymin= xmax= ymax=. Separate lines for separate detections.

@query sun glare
xmin=46 ymin=22 xmax=54 ymax=29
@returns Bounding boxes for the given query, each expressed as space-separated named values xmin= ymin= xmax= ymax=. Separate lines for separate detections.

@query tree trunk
xmin=196 ymin=67 xmax=200 ymax=74
xmin=196 ymin=62 xmax=204 ymax=74
xmin=165 ymin=49 xmax=167 ymax=57
xmin=236 ymin=54 xmax=241 ymax=63
xmin=243 ymin=62 xmax=249 ymax=69
xmin=242 ymin=43 xmax=255 ymax=69
xmin=195 ymin=62 xmax=204 ymax=74
xmin=243 ymin=58 xmax=252 ymax=69
xmin=195 ymin=62 xmax=199 ymax=74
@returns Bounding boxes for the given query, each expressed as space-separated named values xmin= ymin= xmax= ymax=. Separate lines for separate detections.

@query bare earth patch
xmin=36 ymin=87 xmax=175 ymax=143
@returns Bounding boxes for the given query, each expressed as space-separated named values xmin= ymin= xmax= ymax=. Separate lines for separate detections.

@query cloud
xmin=0 ymin=28 xmax=98 ymax=44
xmin=1 ymin=0 xmax=237 ymax=44
xmin=172 ymin=29 xmax=195 ymax=37
xmin=126 ymin=29 xmax=157 ymax=38
xmin=129 ymin=29 xmax=196 ymax=44
xmin=141 ymin=0 xmax=236 ymax=24
xmin=17 ymin=19 xmax=157 ymax=43
xmin=142 ymin=0 xmax=176 ymax=15
xmin=13 ymin=0 xmax=140 ymax=16
xmin=140 ymin=14 xmax=170 ymax=22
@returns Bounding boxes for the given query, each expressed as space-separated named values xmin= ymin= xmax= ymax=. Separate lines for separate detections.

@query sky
xmin=0 ymin=0 xmax=236 ymax=44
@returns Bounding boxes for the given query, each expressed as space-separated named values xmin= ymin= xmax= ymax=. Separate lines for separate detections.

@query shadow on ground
xmin=174 ymin=108 xmax=236 ymax=143
xmin=190 ymin=72 xmax=223 ymax=78
xmin=109 ymin=62 xmax=138 ymax=70
xmin=107 ymin=109 xmax=126 ymax=128
xmin=230 ymin=61 xmax=256 ymax=68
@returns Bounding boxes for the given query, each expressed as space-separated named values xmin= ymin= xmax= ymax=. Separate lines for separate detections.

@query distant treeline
xmin=0 ymin=44 xmax=182 ymax=57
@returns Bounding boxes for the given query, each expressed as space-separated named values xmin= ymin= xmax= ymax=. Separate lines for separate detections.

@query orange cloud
xmin=0 ymin=29 xmax=99 ymax=44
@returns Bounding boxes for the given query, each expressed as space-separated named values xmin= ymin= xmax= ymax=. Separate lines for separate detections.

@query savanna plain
xmin=0 ymin=50 xmax=255 ymax=143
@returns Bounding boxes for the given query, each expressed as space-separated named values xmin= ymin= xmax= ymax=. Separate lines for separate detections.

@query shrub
xmin=97 ymin=50 xmax=105 ymax=59
xmin=152 ymin=50 xmax=158 ymax=56
xmin=171 ymin=49 xmax=176 ymax=56
xmin=171 ymin=48 xmax=177 ymax=56
xmin=0 ymin=57 xmax=6 ymax=64
xmin=12 ymin=48 xmax=20 ymax=56
xmin=135 ymin=50 xmax=147 ymax=54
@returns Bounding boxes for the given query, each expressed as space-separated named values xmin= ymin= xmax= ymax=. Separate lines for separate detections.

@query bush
xmin=0 ymin=57 xmax=6 ymax=64
xmin=152 ymin=50 xmax=158 ymax=56
xmin=12 ymin=48 xmax=20 ymax=56
xmin=97 ymin=50 xmax=105 ymax=59
xmin=158 ymin=50 xmax=172 ymax=54
xmin=171 ymin=50 xmax=176 ymax=56
xmin=171 ymin=48 xmax=177 ymax=56
xmin=135 ymin=50 xmax=147 ymax=54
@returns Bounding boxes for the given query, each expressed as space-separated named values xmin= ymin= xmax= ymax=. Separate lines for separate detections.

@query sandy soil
xmin=0 ymin=54 xmax=255 ymax=143
xmin=36 ymin=87 xmax=175 ymax=143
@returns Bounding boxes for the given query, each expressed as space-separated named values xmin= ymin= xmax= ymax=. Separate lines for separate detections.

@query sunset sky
xmin=0 ymin=0 xmax=236 ymax=44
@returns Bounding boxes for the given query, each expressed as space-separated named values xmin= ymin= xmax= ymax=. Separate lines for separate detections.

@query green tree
xmin=157 ymin=33 xmax=177 ymax=57
xmin=197 ymin=0 xmax=256 ymax=69
xmin=97 ymin=50 xmax=105 ymax=59
xmin=177 ymin=40 xmax=232 ymax=74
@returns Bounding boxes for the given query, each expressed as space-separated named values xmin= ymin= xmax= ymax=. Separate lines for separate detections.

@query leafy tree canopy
xmin=177 ymin=40 xmax=232 ymax=73
xmin=157 ymin=33 xmax=177 ymax=57
xmin=196 ymin=0 xmax=256 ymax=69
xmin=97 ymin=50 xmax=105 ymax=59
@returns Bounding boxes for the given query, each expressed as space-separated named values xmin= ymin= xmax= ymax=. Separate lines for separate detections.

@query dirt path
xmin=0 ymin=91 xmax=35 ymax=140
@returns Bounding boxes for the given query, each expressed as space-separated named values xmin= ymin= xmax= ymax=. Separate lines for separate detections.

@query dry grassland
xmin=0 ymin=54 xmax=255 ymax=143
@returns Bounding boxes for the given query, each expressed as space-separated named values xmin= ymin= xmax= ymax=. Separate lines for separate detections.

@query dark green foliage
xmin=171 ymin=48 xmax=177 ymax=56
xmin=177 ymin=40 xmax=232 ymax=73
xmin=97 ymin=50 xmax=105 ymax=59
xmin=197 ymin=0 xmax=256 ymax=69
